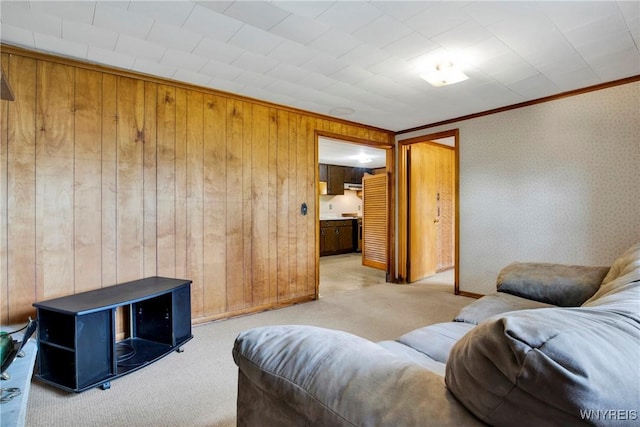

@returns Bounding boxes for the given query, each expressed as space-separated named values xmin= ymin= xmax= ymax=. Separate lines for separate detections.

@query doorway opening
xmin=398 ymin=130 xmax=459 ymax=294
xmin=317 ymin=134 xmax=392 ymax=298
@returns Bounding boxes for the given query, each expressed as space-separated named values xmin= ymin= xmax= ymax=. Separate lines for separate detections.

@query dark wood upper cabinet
xmin=327 ymin=165 xmax=344 ymax=195
xmin=319 ymin=163 xmax=328 ymax=182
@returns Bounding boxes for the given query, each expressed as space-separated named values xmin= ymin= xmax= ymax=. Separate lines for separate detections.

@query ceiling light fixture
xmin=420 ymin=61 xmax=469 ymax=87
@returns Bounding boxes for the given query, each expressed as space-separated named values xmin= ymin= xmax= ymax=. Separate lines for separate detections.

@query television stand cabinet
xmin=33 ymin=277 xmax=192 ymax=393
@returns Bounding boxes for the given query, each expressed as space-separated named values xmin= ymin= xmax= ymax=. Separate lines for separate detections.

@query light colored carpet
xmin=25 ymin=275 xmax=472 ymax=426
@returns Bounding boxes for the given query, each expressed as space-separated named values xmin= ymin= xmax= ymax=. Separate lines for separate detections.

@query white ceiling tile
xmin=172 ymin=69 xmax=211 ymax=87
xmin=297 ymin=72 xmax=336 ymax=91
xmin=271 ymin=1 xmax=334 ymax=19
xmin=562 ymin=14 xmax=630 ymax=48
xmin=371 ymin=1 xmax=434 ymax=22
xmin=381 ymin=31 xmax=439 ymax=61
xmin=93 ymin=2 xmax=154 ymax=39
xmin=192 ymin=37 xmax=243 ymax=64
xmin=30 ymin=1 xmax=96 ymax=25
xmin=317 ymin=2 xmax=383 ymax=33
xmin=546 ymin=67 xmax=600 ymax=92
xmin=265 ymin=63 xmax=308 ymax=83
xmin=264 ymin=79 xmax=304 ymax=97
xmin=227 ymin=25 xmax=283 ymax=55
xmin=223 ymin=1 xmax=290 ymax=31
xmin=1 ymin=2 xmax=61 ymax=38
xmin=489 ymin=16 xmax=563 ymax=57
xmin=268 ymin=40 xmax=316 ymax=66
xmin=0 ymin=24 xmax=35 ymax=49
xmin=115 ymin=34 xmax=166 ymax=62
xmin=128 ymin=1 xmax=195 ymax=27
xmin=87 ymin=46 xmax=135 ymax=70
xmin=62 ymin=21 xmax=118 ymax=51
xmin=536 ymin=53 xmax=590 ymax=78
xmin=431 ymin=19 xmax=494 ymax=52
xmin=507 ymin=73 xmax=559 ymax=99
xmin=232 ymin=51 xmax=278 ymax=74
xmin=460 ymin=37 xmax=511 ymax=68
xmin=301 ymin=53 xmax=347 ymax=76
xmin=351 ymin=15 xmax=412 ymax=49
xmin=132 ymin=58 xmax=176 ymax=79
xmin=576 ymin=30 xmax=637 ymax=65
xmin=34 ymin=33 xmax=86 ymax=59
xmin=520 ymin=40 xmax=577 ymax=69
xmin=367 ymin=57 xmax=410 ymax=79
xmin=307 ymin=31 xmax=361 ymax=57
xmin=233 ymin=70 xmax=276 ymax=89
xmin=160 ymin=49 xmax=208 ymax=73
xmin=182 ymin=4 xmax=243 ymax=42
xmin=329 ymin=65 xmax=374 ymax=85
xmin=147 ymin=22 xmax=202 ymax=52
xmin=541 ymin=1 xmax=622 ymax=32
xmin=591 ymin=47 xmax=640 ymax=81
xmin=200 ymin=60 xmax=244 ymax=81
xmin=463 ymin=2 xmax=541 ymax=27
xmin=339 ymin=44 xmax=390 ymax=69
xmin=405 ymin=3 xmax=470 ymax=39
xmin=269 ymin=13 xmax=329 ymax=45
xmin=485 ymin=53 xmax=539 ymax=86
xmin=195 ymin=1 xmax=233 ymax=14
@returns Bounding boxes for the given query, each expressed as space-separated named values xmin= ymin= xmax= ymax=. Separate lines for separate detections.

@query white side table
xmin=0 ymin=334 xmax=37 ymax=427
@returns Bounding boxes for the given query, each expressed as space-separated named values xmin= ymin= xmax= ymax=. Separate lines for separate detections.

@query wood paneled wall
xmin=0 ymin=49 xmax=392 ymax=325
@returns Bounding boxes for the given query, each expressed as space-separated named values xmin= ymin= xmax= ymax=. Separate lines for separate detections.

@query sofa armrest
xmin=496 ymin=262 xmax=609 ymax=307
xmin=233 ymin=325 xmax=485 ymax=427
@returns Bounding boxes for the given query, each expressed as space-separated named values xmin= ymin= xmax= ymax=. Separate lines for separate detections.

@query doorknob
xmin=433 ymin=218 xmax=439 ymax=223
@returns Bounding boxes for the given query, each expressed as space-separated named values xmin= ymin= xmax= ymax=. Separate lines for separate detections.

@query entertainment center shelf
xmin=33 ymin=277 xmax=192 ymax=393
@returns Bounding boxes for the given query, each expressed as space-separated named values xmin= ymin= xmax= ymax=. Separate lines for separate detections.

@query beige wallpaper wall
xmin=399 ymin=81 xmax=640 ymax=295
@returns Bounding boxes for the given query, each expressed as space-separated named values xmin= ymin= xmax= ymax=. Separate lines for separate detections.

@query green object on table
xmin=0 ymin=332 xmax=14 ymax=371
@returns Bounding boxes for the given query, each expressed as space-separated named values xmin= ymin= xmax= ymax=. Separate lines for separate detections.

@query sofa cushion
xmin=377 ymin=340 xmax=446 ymax=376
xmin=584 ymin=242 xmax=640 ymax=313
xmin=454 ymin=292 xmax=554 ymax=325
xmin=396 ymin=322 xmax=475 ymax=364
xmin=496 ymin=262 xmax=609 ymax=306
xmin=445 ymin=307 xmax=640 ymax=427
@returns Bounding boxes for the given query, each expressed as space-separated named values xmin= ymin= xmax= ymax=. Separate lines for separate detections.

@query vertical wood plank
xmin=276 ymin=110 xmax=291 ymax=300
xmin=0 ymin=53 xmax=9 ymax=324
xmin=250 ymin=104 xmax=270 ymax=305
xmin=242 ymin=101 xmax=253 ymax=307
xmin=267 ymin=108 xmax=278 ymax=303
xmin=226 ymin=100 xmax=244 ymax=310
xmin=295 ymin=114 xmax=308 ymax=297
xmin=305 ymin=116 xmax=316 ymax=296
xmin=186 ymin=90 xmax=204 ymax=318
xmin=203 ymin=94 xmax=227 ymax=315
xmin=287 ymin=112 xmax=298 ymax=298
xmin=74 ymin=68 xmax=103 ymax=293
xmin=143 ymin=81 xmax=157 ymax=277
xmin=174 ymin=88 xmax=188 ymax=279
xmin=101 ymin=74 xmax=117 ymax=287
xmin=7 ymin=55 xmax=37 ymax=321
xmin=35 ymin=61 xmax=75 ymax=300
xmin=116 ymin=76 xmax=145 ymax=282
xmin=156 ymin=85 xmax=177 ymax=277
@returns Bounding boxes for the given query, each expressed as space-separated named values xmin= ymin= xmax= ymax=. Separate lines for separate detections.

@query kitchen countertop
xmin=319 ymin=216 xmax=361 ymax=221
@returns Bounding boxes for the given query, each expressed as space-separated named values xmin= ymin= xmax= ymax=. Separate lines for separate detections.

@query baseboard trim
xmin=457 ymin=290 xmax=484 ymax=299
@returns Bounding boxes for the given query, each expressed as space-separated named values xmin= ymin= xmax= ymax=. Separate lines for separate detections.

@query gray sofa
xmin=233 ymin=243 xmax=640 ymax=426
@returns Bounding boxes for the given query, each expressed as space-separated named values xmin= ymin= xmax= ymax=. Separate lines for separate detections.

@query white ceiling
xmin=1 ymin=1 xmax=639 ymax=132
xmin=319 ymin=136 xmax=386 ymax=168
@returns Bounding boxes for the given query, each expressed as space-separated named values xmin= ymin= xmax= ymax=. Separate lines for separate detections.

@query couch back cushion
xmin=496 ymin=262 xmax=609 ymax=307
xmin=445 ymin=305 xmax=640 ymax=427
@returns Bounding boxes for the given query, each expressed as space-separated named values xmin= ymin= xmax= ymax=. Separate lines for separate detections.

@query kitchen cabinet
xmin=327 ymin=165 xmax=345 ymax=195
xmin=318 ymin=164 xmax=328 ymax=182
xmin=320 ymin=220 xmax=356 ymax=256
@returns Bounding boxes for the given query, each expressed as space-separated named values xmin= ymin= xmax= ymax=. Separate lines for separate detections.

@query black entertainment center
xmin=33 ymin=277 xmax=192 ymax=392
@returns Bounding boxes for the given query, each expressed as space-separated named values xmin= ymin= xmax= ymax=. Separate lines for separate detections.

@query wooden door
xmin=407 ymin=144 xmax=437 ymax=282
xmin=436 ymin=148 xmax=455 ymax=270
xmin=362 ymin=173 xmax=387 ymax=270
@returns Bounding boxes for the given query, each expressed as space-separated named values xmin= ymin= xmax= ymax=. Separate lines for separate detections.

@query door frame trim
xmin=397 ymin=129 xmax=460 ymax=294
xmin=315 ymin=131 xmax=396 ymax=298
